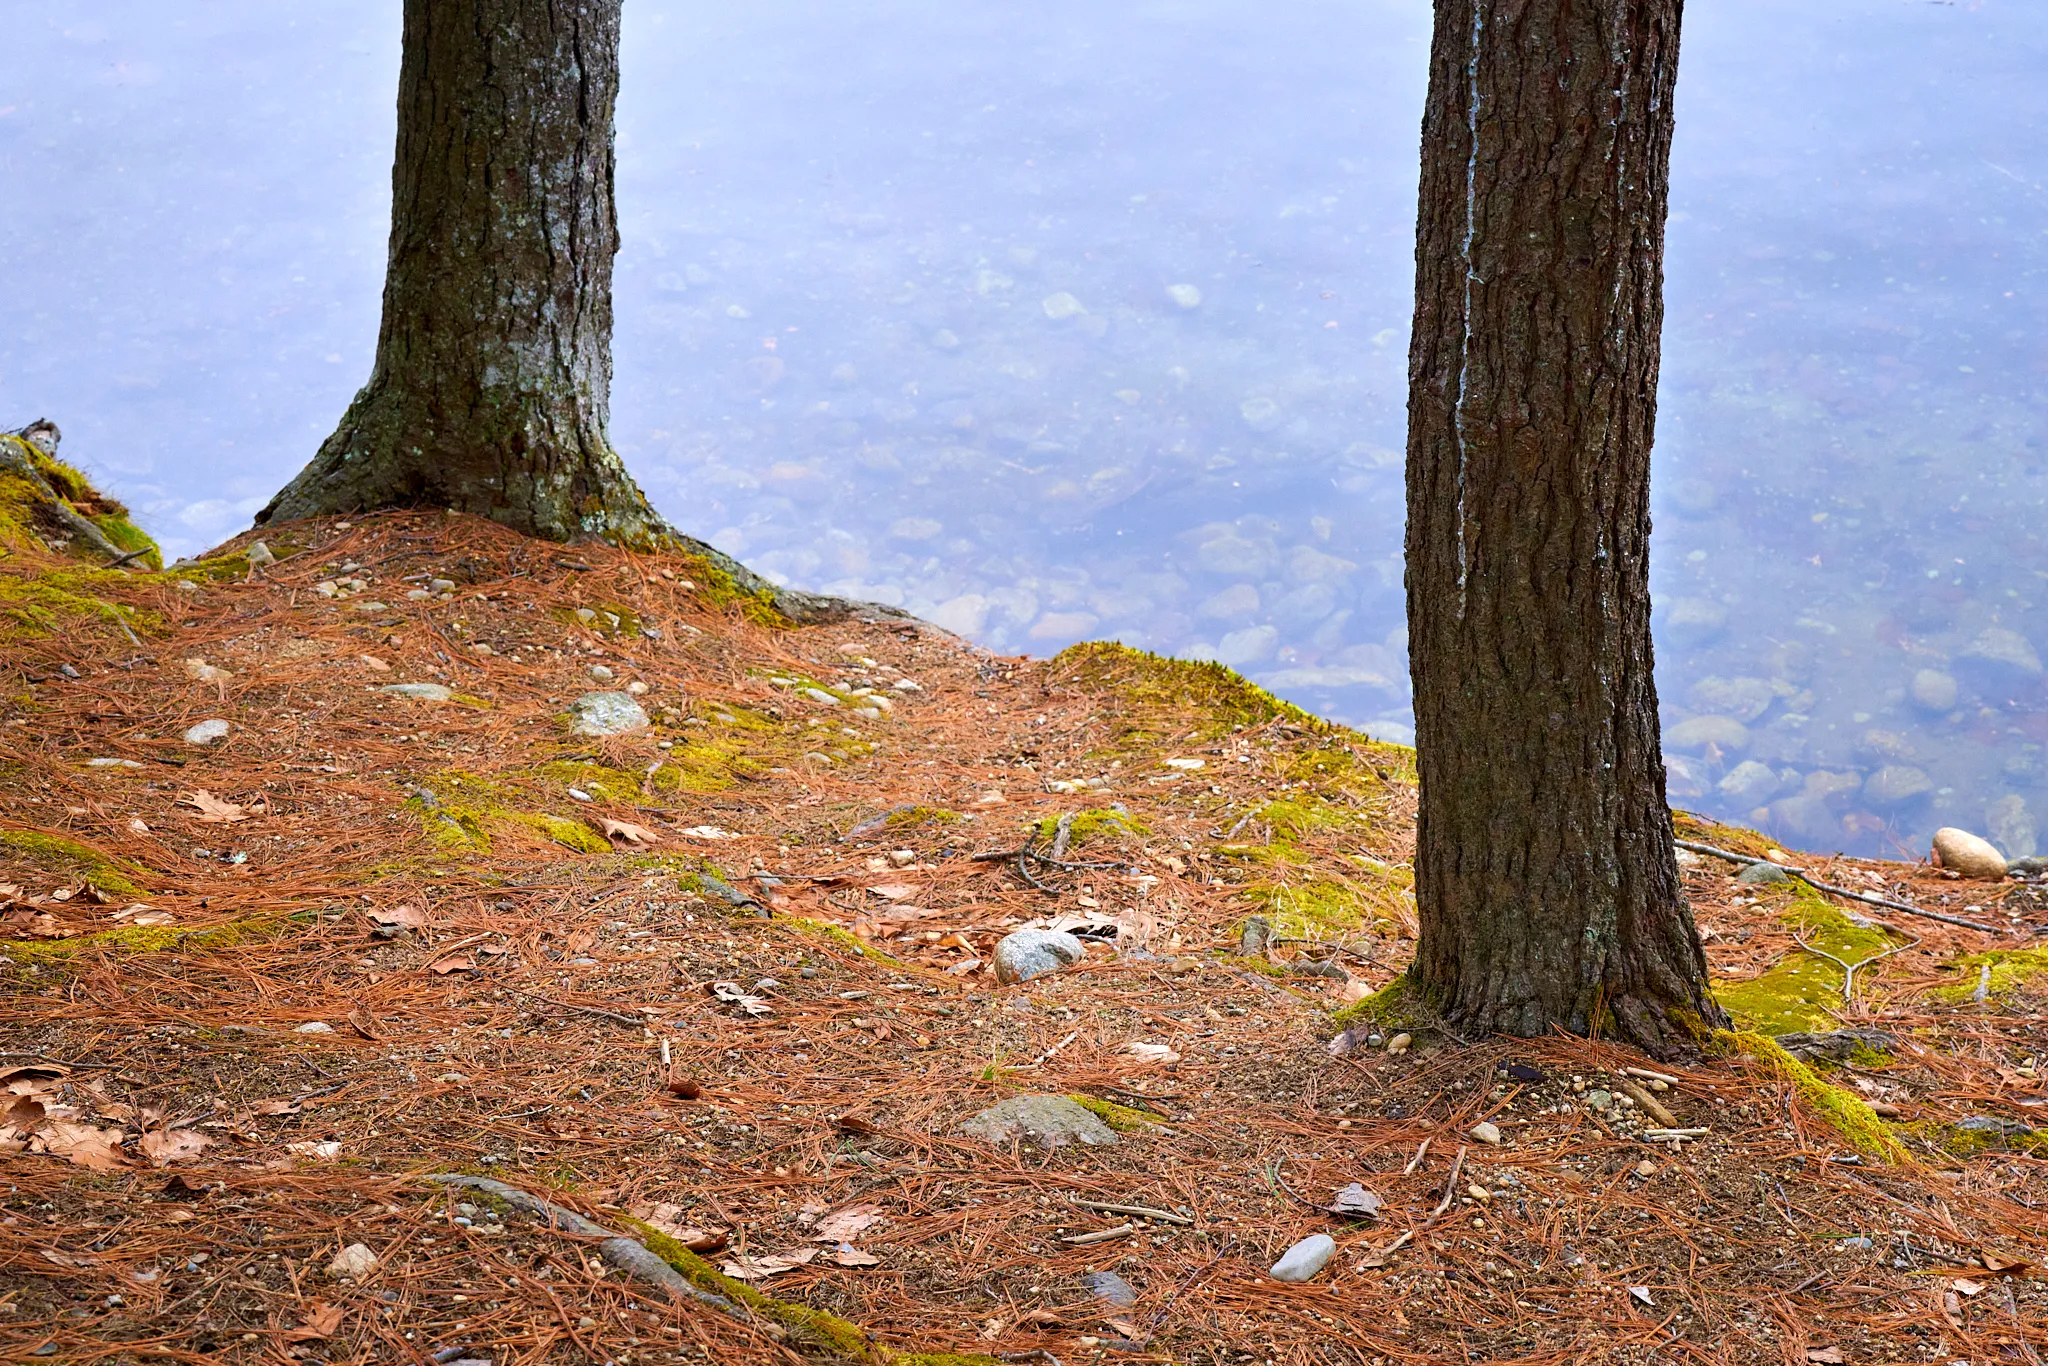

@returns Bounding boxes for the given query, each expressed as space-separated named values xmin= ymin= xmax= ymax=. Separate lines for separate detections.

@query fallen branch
xmin=1674 ymin=838 xmax=2003 ymax=934
xmin=1617 ymin=1079 xmax=1679 ymax=1129
xmin=1070 ymin=1199 xmax=1193 ymax=1226
xmin=1428 ymin=1145 xmax=1468 ymax=1221
xmin=421 ymin=1174 xmax=736 ymax=1315
xmin=1792 ymin=925 xmax=1921 ymax=1002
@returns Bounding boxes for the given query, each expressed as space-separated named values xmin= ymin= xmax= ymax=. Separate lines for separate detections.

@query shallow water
xmin=4 ymin=1 xmax=2045 ymax=861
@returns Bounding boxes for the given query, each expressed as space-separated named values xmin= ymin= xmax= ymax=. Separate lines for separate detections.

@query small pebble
xmin=1469 ymin=1121 xmax=1501 ymax=1144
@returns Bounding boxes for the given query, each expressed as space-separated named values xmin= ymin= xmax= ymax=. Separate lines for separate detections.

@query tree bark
xmin=257 ymin=0 xmax=666 ymax=544
xmin=1403 ymin=0 xmax=1724 ymax=1055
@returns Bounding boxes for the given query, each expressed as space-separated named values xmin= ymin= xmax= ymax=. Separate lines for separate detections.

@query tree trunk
xmin=1403 ymin=0 xmax=1724 ymax=1055
xmin=257 ymin=0 xmax=666 ymax=544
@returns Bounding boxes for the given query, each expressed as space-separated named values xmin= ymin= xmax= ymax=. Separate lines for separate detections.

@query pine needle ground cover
xmin=2 ymin=508 xmax=2045 ymax=1366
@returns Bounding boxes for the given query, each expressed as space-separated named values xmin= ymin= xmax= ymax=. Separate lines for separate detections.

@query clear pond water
xmin=5 ymin=1 xmax=2046 ymax=862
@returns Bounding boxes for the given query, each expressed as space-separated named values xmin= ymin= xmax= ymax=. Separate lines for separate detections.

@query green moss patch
xmin=1064 ymin=1093 xmax=1166 ymax=1132
xmin=0 ymin=570 xmax=158 ymax=643
xmin=406 ymin=773 xmax=611 ymax=856
xmin=1713 ymin=893 xmax=1901 ymax=1036
xmin=1050 ymin=641 xmax=1326 ymax=753
xmin=1247 ymin=876 xmax=1373 ymax=941
xmin=1928 ymin=947 xmax=2048 ymax=1004
xmin=1329 ymin=972 xmax=1426 ymax=1029
xmin=1718 ymin=1029 xmax=1910 ymax=1164
xmin=3 ymin=917 xmax=263 ymax=966
xmin=0 ymin=829 xmax=148 ymax=898
xmin=1032 ymin=807 xmax=1147 ymax=845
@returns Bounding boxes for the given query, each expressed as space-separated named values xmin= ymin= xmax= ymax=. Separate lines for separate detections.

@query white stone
xmin=183 ymin=719 xmax=231 ymax=746
xmin=1909 ymin=668 xmax=1959 ymax=712
xmin=1040 ymin=292 xmax=1086 ymax=320
xmin=1269 ymin=1234 xmax=1336 ymax=1282
xmin=1165 ymin=283 xmax=1203 ymax=309
xmin=325 ymin=1243 xmax=379 ymax=1280
xmin=382 ymin=683 xmax=453 ymax=702
xmin=992 ymin=929 xmax=1087 ymax=985
xmin=294 ymin=1021 xmax=335 ymax=1034
xmin=566 ymin=691 xmax=650 ymax=737
xmin=1469 ymin=1121 xmax=1502 ymax=1144
xmin=1932 ymin=827 xmax=2006 ymax=880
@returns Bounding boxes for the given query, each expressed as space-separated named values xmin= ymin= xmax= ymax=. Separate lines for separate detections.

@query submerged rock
xmin=1909 ymin=668 xmax=1959 ymax=713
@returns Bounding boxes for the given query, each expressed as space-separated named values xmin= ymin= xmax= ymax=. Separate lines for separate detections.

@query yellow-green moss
xmin=1064 ymin=1093 xmax=1165 ymax=1132
xmin=1929 ymin=948 xmax=2048 ymax=1004
xmin=883 ymin=805 xmax=960 ymax=830
xmin=3 ymin=916 xmax=264 ymax=966
xmin=1247 ymin=877 xmax=1376 ymax=941
xmin=0 ymin=830 xmax=147 ymax=898
xmin=1256 ymin=797 xmax=1350 ymax=842
xmin=785 ymin=917 xmax=916 ymax=971
xmin=1328 ymin=972 xmax=1424 ymax=1029
xmin=0 ymin=434 xmax=163 ymax=570
xmin=1713 ymin=892 xmax=1901 ymax=1035
xmin=0 ymin=571 xmax=158 ymax=643
xmin=1717 ymin=1029 xmax=1910 ymax=1164
xmin=551 ymin=601 xmax=645 ymax=639
xmin=1032 ymin=807 xmax=1147 ymax=844
xmin=1913 ymin=1118 xmax=2048 ymax=1159
xmin=1673 ymin=810 xmax=1779 ymax=859
xmin=1052 ymin=640 xmax=1324 ymax=745
xmin=405 ymin=773 xmax=610 ymax=855
xmin=626 ymin=1222 xmax=874 ymax=1358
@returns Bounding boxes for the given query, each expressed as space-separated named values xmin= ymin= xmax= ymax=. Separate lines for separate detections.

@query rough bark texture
xmin=258 ymin=0 xmax=665 ymax=544
xmin=1403 ymin=0 xmax=1724 ymax=1055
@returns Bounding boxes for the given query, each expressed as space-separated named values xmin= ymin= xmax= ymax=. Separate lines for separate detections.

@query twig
xmin=1428 ymin=1145 xmax=1468 ymax=1221
xmin=1070 ymin=1199 xmax=1193 ymax=1225
xmin=1641 ymin=1127 xmax=1710 ymax=1140
xmin=1060 ymin=1222 xmax=1134 ymax=1245
xmin=1403 ymin=1136 xmax=1431 ymax=1175
xmin=1674 ymin=838 xmax=2003 ymax=933
xmin=1017 ymin=1029 xmax=1079 ymax=1069
xmin=104 ymin=546 xmax=153 ymax=570
xmin=1791 ymin=925 xmax=1920 ymax=1001
xmin=1617 ymin=1079 xmax=1679 ymax=1129
xmin=1049 ymin=811 xmax=1076 ymax=862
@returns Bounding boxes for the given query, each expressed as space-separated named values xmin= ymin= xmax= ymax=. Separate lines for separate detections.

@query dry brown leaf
xmin=40 ymin=1248 xmax=99 ymax=1269
xmin=139 ymin=1128 xmax=212 ymax=1167
xmin=284 ymin=1302 xmax=347 ymax=1342
xmin=36 ymin=1121 xmax=127 ymax=1171
xmin=1125 ymin=1041 xmax=1181 ymax=1065
xmin=866 ymin=883 xmax=917 ymax=901
xmin=811 ymin=1203 xmax=883 ymax=1242
xmin=719 ymin=1247 xmax=817 ymax=1279
xmin=358 ymin=654 xmax=392 ymax=671
xmin=826 ymin=1244 xmax=882 ymax=1267
xmin=368 ymin=902 xmax=427 ymax=929
xmin=1804 ymin=1350 xmax=1844 ymax=1365
xmin=565 ymin=928 xmax=599 ymax=954
xmin=1951 ymin=1277 xmax=1984 ymax=1297
xmin=630 ymin=1202 xmax=727 ymax=1251
xmin=346 ymin=1010 xmax=383 ymax=1041
xmin=179 ymin=789 xmax=252 ymax=823
xmin=427 ymin=953 xmax=474 ymax=975
xmin=2 ymin=1094 xmax=48 ymax=1132
xmin=595 ymin=816 xmax=662 ymax=846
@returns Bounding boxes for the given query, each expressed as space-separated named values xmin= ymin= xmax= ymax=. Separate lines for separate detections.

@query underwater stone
xmin=1909 ymin=668 xmax=1959 ymax=712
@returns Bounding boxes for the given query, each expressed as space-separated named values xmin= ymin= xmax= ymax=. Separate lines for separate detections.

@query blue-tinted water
xmin=4 ymin=1 xmax=2045 ymax=861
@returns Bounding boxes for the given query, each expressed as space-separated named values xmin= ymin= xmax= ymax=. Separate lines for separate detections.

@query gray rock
xmin=801 ymin=687 xmax=841 ymax=707
xmin=1775 ymin=1030 xmax=1895 ymax=1063
xmin=1735 ymin=861 xmax=1790 ymax=886
xmin=1717 ymin=760 xmax=1779 ymax=808
xmin=1469 ymin=1121 xmax=1502 ymax=1144
xmin=1664 ymin=715 xmax=1749 ymax=752
xmin=2007 ymin=855 xmax=2048 ymax=877
xmin=958 ymin=1094 xmax=1118 ymax=1147
xmin=182 ymin=718 xmax=231 ymax=746
xmin=1909 ymin=668 xmax=1959 ymax=713
xmin=1269 ymin=1234 xmax=1336 ymax=1282
xmin=1863 ymin=765 xmax=1933 ymax=806
xmin=1239 ymin=915 xmax=1275 ymax=955
xmin=566 ymin=691 xmax=650 ymax=737
xmin=1956 ymin=1115 xmax=2034 ymax=1137
xmin=382 ymin=683 xmax=453 ymax=702
xmin=993 ymin=928 xmax=1087 ymax=985
xmin=1664 ymin=598 xmax=1728 ymax=646
xmin=1688 ymin=675 xmax=1774 ymax=722
xmin=1962 ymin=627 xmax=2043 ymax=678
xmin=1987 ymin=794 xmax=2038 ymax=861
xmin=1082 ymin=1270 xmax=1138 ymax=1307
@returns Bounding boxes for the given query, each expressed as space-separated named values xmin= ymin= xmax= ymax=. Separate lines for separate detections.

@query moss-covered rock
xmin=1713 ymin=891 xmax=1902 ymax=1035
xmin=0 ymin=427 xmax=161 ymax=570
xmin=1928 ymin=947 xmax=2048 ymax=1004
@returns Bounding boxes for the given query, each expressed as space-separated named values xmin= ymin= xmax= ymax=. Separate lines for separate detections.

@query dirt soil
xmin=2 ymin=507 xmax=2046 ymax=1366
